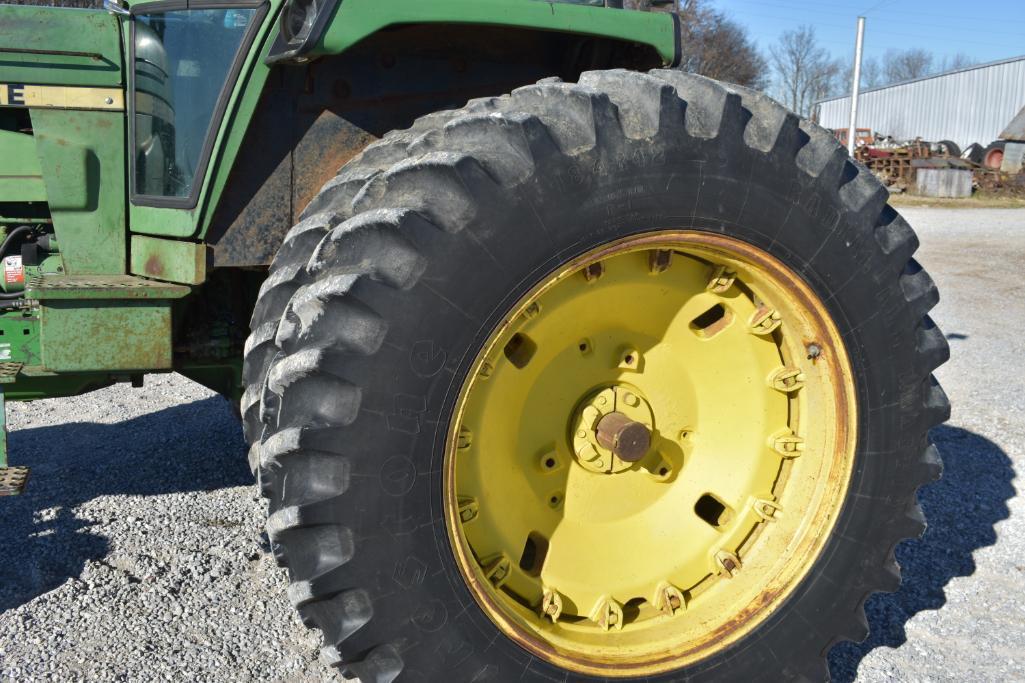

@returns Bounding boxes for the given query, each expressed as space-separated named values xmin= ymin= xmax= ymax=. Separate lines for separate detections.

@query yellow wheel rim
xmin=443 ymin=231 xmax=857 ymax=677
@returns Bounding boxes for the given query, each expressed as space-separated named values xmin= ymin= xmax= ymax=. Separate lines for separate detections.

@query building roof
xmin=816 ymin=53 xmax=1025 ymax=106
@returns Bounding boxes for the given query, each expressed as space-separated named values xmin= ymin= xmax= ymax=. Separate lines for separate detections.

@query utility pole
xmin=847 ymin=16 xmax=866 ymax=157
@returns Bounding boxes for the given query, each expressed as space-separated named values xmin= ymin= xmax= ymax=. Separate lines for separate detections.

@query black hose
xmin=0 ymin=225 xmax=33 ymax=300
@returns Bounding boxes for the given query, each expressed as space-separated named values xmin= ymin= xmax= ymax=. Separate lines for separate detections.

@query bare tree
xmin=840 ymin=55 xmax=882 ymax=96
xmin=674 ymin=0 xmax=767 ymax=88
xmin=882 ymin=48 xmax=933 ymax=83
xmin=938 ymin=53 xmax=976 ymax=72
xmin=770 ymin=26 xmax=841 ymax=116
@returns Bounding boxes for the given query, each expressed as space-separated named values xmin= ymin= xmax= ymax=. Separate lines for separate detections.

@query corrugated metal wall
xmin=816 ymin=56 xmax=1025 ymax=149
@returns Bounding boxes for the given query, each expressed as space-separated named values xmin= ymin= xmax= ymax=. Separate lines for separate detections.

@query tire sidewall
xmin=336 ymin=133 xmax=917 ymax=681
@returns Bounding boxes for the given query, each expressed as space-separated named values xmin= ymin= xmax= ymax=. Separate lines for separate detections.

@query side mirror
xmin=103 ymin=0 xmax=131 ymax=17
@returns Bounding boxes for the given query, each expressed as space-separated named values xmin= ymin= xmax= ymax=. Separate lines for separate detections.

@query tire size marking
xmin=386 ymin=394 xmax=427 ymax=434
xmin=379 ymin=455 xmax=418 ymax=496
xmin=410 ymin=340 xmax=447 ymax=378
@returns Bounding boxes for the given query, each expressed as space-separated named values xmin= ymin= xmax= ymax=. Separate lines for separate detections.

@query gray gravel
xmin=0 ymin=207 xmax=1023 ymax=682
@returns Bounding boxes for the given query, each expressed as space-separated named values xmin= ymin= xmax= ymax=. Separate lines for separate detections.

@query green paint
xmin=0 ymin=308 xmax=41 ymax=367
xmin=0 ymin=130 xmax=46 ymax=202
xmin=31 ymin=108 xmax=126 ymax=274
xmin=130 ymin=235 xmax=207 ymax=285
xmin=0 ymin=0 xmax=678 ymax=468
xmin=129 ymin=204 xmax=199 ymax=238
xmin=192 ymin=0 xmax=675 ymax=240
xmin=24 ymin=274 xmax=190 ymax=301
xmin=128 ymin=2 xmax=283 ymax=238
xmin=0 ymin=6 xmax=123 ymax=88
xmin=192 ymin=16 xmax=278 ymax=240
xmin=315 ymin=0 xmax=676 ymax=65
xmin=40 ymin=300 xmax=172 ymax=372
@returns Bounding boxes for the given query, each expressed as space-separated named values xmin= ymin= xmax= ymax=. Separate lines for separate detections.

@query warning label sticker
xmin=3 ymin=255 xmax=23 ymax=285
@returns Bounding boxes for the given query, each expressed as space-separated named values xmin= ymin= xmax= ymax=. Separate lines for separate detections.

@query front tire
xmin=244 ymin=70 xmax=947 ymax=681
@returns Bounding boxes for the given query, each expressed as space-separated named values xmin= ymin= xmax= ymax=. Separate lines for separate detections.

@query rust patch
xmin=144 ymin=254 xmax=164 ymax=277
xmin=290 ymin=109 xmax=374 ymax=218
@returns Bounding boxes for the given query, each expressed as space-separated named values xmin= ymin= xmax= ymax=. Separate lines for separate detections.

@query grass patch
xmin=889 ymin=192 xmax=1025 ymax=209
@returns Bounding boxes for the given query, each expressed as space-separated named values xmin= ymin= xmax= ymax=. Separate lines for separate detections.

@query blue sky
xmin=717 ymin=0 xmax=1025 ymax=67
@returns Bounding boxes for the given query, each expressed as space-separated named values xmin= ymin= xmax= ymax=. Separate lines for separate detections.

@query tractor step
xmin=0 ymin=387 xmax=24 ymax=495
xmin=24 ymin=273 xmax=190 ymax=300
xmin=0 ymin=466 xmax=29 ymax=496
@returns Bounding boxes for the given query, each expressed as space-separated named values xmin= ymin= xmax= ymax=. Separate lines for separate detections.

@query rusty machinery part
xmin=983 ymin=140 xmax=1007 ymax=170
xmin=245 ymin=70 xmax=948 ymax=681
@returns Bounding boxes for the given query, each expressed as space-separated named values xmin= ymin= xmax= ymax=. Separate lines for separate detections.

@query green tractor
xmin=0 ymin=0 xmax=947 ymax=679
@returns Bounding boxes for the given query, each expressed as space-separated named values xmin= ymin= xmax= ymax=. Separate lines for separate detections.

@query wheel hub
xmin=570 ymin=385 xmax=659 ymax=474
xmin=443 ymin=231 xmax=857 ymax=677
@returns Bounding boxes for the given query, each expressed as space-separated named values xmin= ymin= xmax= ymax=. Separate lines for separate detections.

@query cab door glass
xmin=133 ymin=8 xmax=255 ymax=199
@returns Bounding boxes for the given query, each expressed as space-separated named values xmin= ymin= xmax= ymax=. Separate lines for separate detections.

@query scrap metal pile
xmin=848 ymin=135 xmax=1021 ymax=196
xmin=832 ymin=106 xmax=1025 ymax=197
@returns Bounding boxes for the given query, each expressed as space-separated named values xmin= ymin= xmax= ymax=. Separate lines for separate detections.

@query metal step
xmin=0 ymin=466 xmax=29 ymax=496
xmin=24 ymin=273 xmax=190 ymax=300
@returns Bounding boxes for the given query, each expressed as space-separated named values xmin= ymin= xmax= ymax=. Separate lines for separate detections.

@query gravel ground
xmin=0 ymin=207 xmax=1022 ymax=682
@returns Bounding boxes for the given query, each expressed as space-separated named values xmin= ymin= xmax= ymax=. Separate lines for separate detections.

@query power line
xmin=732 ymin=9 xmax=1025 ymax=51
xmin=722 ymin=0 xmax=1025 ymax=26
xmin=861 ymin=0 xmax=898 ymax=15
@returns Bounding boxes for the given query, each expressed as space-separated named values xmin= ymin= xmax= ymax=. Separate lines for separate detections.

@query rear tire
xmin=244 ymin=70 xmax=947 ymax=681
xmin=983 ymin=140 xmax=1007 ymax=169
xmin=937 ymin=139 xmax=960 ymax=157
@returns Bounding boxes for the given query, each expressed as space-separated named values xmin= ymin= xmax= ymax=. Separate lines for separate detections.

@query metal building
xmin=815 ymin=55 xmax=1025 ymax=150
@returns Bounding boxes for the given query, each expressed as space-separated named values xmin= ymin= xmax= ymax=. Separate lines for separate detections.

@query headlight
xmin=282 ymin=0 xmax=319 ymax=45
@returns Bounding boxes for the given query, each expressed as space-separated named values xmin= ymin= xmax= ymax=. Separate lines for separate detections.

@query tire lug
xmin=706 ymin=265 xmax=737 ymax=293
xmin=648 ymin=249 xmax=672 ymax=274
xmin=769 ymin=366 xmax=806 ymax=393
xmin=749 ymin=305 xmax=782 ymax=335
xmin=770 ymin=431 xmax=805 ymax=457
xmin=653 ymin=581 xmax=686 ymax=616
xmin=541 ymin=587 xmax=563 ymax=623
xmin=589 ymin=596 xmax=624 ymax=631
xmin=715 ymin=550 xmax=742 ymax=578
xmin=482 ymin=554 xmax=512 ymax=588
xmin=456 ymin=426 xmax=473 ymax=451
xmin=457 ymin=496 xmax=479 ymax=523
xmin=753 ymin=498 xmax=782 ymax=521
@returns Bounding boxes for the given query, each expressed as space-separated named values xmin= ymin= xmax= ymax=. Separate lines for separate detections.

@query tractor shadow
xmin=0 ymin=395 xmax=251 ymax=613
xmin=828 ymin=424 xmax=1016 ymax=681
